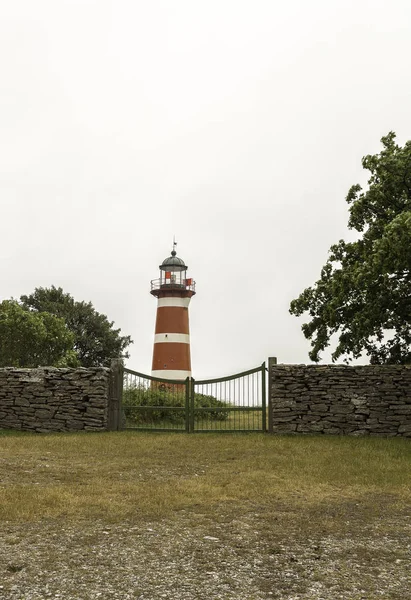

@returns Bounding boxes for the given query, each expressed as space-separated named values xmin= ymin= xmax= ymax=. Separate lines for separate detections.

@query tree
xmin=0 ymin=300 xmax=79 ymax=367
xmin=20 ymin=287 xmax=133 ymax=367
xmin=290 ymin=132 xmax=411 ymax=364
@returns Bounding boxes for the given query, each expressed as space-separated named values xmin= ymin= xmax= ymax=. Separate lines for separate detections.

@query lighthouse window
xmin=171 ymin=274 xmax=176 ymax=283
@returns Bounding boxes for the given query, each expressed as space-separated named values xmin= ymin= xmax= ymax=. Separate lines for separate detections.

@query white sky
xmin=1 ymin=0 xmax=410 ymax=377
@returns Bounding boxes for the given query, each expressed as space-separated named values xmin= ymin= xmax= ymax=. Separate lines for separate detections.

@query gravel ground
xmin=1 ymin=511 xmax=410 ymax=600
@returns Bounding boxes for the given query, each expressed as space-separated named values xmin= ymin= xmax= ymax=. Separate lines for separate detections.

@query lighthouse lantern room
xmin=150 ymin=242 xmax=195 ymax=380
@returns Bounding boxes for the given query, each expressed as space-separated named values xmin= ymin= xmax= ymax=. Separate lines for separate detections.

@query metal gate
xmin=122 ymin=363 xmax=266 ymax=432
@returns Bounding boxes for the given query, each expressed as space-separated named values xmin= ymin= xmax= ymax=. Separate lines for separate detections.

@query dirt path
xmin=1 ymin=509 xmax=410 ymax=600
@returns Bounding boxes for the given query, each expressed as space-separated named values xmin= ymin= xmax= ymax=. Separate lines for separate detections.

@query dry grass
xmin=0 ymin=431 xmax=410 ymax=525
xmin=1 ymin=431 xmax=410 ymax=599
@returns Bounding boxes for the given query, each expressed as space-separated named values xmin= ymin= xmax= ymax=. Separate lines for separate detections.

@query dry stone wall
xmin=270 ymin=364 xmax=411 ymax=437
xmin=0 ymin=367 xmax=110 ymax=433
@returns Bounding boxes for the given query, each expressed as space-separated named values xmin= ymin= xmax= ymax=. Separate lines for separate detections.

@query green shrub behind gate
xmin=123 ymin=384 xmax=230 ymax=425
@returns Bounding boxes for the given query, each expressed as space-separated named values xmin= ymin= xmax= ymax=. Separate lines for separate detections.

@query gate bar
xmin=262 ymin=361 xmax=267 ymax=433
xmin=194 ymin=364 xmax=264 ymax=385
xmin=185 ymin=377 xmax=190 ymax=433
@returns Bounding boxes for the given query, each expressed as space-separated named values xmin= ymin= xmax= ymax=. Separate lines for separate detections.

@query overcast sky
xmin=1 ymin=0 xmax=411 ymax=377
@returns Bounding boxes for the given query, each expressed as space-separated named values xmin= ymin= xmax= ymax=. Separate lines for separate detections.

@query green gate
xmin=122 ymin=363 xmax=266 ymax=432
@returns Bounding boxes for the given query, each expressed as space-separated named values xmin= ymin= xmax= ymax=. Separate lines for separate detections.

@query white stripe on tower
xmin=151 ymin=369 xmax=192 ymax=380
xmin=154 ymin=333 xmax=190 ymax=344
xmin=157 ymin=297 xmax=191 ymax=308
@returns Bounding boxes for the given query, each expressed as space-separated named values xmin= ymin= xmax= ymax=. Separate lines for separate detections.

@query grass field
xmin=0 ymin=430 xmax=410 ymax=599
xmin=124 ymin=408 xmax=265 ymax=431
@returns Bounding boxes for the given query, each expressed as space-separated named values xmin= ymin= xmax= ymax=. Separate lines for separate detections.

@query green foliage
xmin=123 ymin=385 xmax=186 ymax=425
xmin=123 ymin=384 xmax=230 ymax=425
xmin=194 ymin=392 xmax=231 ymax=421
xmin=290 ymin=132 xmax=411 ymax=364
xmin=0 ymin=300 xmax=79 ymax=368
xmin=21 ymin=286 xmax=133 ymax=367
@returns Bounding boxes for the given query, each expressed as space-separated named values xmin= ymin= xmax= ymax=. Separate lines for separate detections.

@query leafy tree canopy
xmin=0 ymin=300 xmax=79 ymax=368
xmin=290 ymin=132 xmax=411 ymax=364
xmin=21 ymin=287 xmax=133 ymax=367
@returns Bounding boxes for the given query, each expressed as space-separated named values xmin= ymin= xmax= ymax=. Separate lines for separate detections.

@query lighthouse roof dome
xmin=160 ymin=250 xmax=187 ymax=272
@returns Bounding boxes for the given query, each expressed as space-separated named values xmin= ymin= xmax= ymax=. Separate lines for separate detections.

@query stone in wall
xmin=269 ymin=364 xmax=411 ymax=438
xmin=0 ymin=367 xmax=110 ymax=433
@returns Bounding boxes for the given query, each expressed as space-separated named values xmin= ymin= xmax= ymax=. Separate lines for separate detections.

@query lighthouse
xmin=150 ymin=243 xmax=196 ymax=380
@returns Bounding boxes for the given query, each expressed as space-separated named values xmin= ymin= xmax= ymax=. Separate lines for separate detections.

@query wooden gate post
xmin=267 ymin=357 xmax=277 ymax=433
xmin=108 ymin=359 xmax=124 ymax=431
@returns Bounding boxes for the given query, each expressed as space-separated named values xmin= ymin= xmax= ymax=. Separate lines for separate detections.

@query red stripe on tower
xmin=150 ymin=242 xmax=196 ymax=380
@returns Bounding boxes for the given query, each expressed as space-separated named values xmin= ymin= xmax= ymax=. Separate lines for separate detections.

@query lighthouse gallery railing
xmin=121 ymin=363 xmax=267 ymax=433
xmin=150 ymin=279 xmax=196 ymax=294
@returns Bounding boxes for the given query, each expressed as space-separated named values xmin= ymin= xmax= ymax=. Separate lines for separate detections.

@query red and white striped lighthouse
xmin=150 ymin=243 xmax=196 ymax=380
